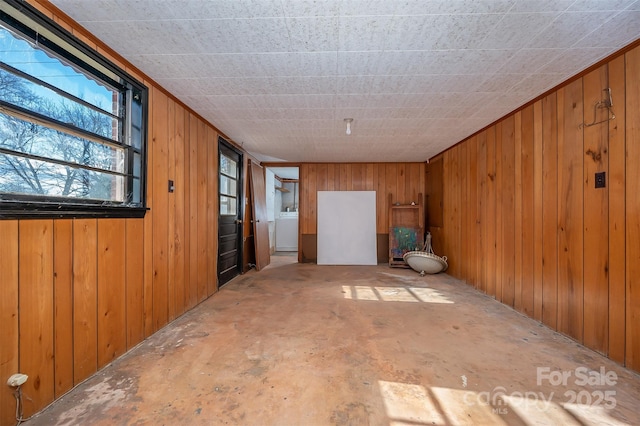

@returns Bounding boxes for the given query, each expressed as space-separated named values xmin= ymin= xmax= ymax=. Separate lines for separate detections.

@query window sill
xmin=0 ymin=201 xmax=148 ymax=219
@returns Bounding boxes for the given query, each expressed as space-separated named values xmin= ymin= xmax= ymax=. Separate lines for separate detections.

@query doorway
xmin=218 ymin=138 xmax=243 ymax=287
xmin=265 ymin=166 xmax=299 ymax=262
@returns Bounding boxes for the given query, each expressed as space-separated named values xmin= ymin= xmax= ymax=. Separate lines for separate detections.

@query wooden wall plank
xmin=307 ymin=164 xmax=318 ymax=235
xmin=352 ymin=163 xmax=366 ymax=190
xmin=521 ymin=105 xmax=536 ymax=317
xmin=455 ymin=146 xmax=467 ymax=281
xmin=556 ymin=80 xmax=584 ymax=342
xmin=452 ymin=146 xmax=464 ymax=278
xmin=404 ymin=162 xmax=412 ymax=203
xmin=425 ymin=154 xmax=444 ymax=254
xmin=443 ymin=152 xmax=454 ymax=273
xmin=167 ymin=98 xmax=177 ymax=321
xmin=339 ymin=163 xmax=350 ymax=191
xmin=196 ymin=119 xmax=208 ymax=303
xmin=485 ymin=126 xmax=497 ymax=298
xmin=325 ymin=163 xmax=336 ymax=191
xmin=197 ymin=120 xmax=208 ymax=303
xmin=173 ymin=103 xmax=187 ymax=317
xmin=427 ymin=157 xmax=444 ymax=229
xmin=397 ymin=163 xmax=407 ymax=203
xmin=461 ymin=141 xmax=472 ymax=284
xmin=336 ymin=163 xmax=343 ymax=191
xmin=533 ymin=100 xmax=544 ymax=322
xmin=0 ymin=221 xmax=19 ymax=426
xmin=416 ymin=163 xmax=425 ymax=202
xmin=316 ymin=163 xmax=328 ymax=192
xmin=582 ymin=65 xmax=610 ymax=354
xmin=501 ymin=116 xmax=516 ymax=307
xmin=467 ymin=136 xmax=479 ymax=288
xmin=334 ymin=163 xmax=342 ymax=191
xmin=376 ymin=163 xmax=387 ymax=233
xmin=126 ymin=219 xmax=145 ymax=349
xmin=300 ymin=164 xmax=310 ymax=234
xmin=346 ymin=164 xmax=354 ymax=191
xmin=477 ymin=131 xmax=488 ymax=294
xmin=495 ymin=123 xmax=504 ymax=301
xmin=442 ymin=151 xmax=453 ymax=265
xmin=366 ymin=163 xmax=375 ymax=192
xmin=386 ymin=163 xmax=399 ymax=206
xmin=53 ymin=220 xmax=74 ymax=397
xmin=419 ymin=162 xmax=426 ymax=202
xmin=626 ymin=45 xmax=640 ymax=371
xmin=97 ymin=219 xmax=127 ymax=368
xmin=183 ymin=109 xmax=192 ymax=309
xmin=456 ymin=147 xmax=463 ymax=276
xmin=406 ymin=163 xmax=421 ymax=204
xmin=439 ymin=155 xmax=449 ymax=269
xmin=474 ymin=137 xmax=483 ymax=290
xmin=188 ymin=113 xmax=199 ymax=309
xmin=439 ymin=153 xmax=450 ymax=263
xmin=143 ymin=81 xmax=154 ymax=338
xmin=152 ymin=88 xmax=169 ymax=331
xmin=300 ymin=164 xmax=309 ymax=234
xmin=541 ymin=93 xmax=559 ymax=329
xmin=608 ymin=54 xmax=626 ymax=363
xmin=514 ymin=111 xmax=524 ymax=311
xmin=207 ymin=127 xmax=218 ymax=296
xmin=19 ymin=220 xmax=54 ymax=417
xmin=73 ymin=219 xmax=98 ymax=383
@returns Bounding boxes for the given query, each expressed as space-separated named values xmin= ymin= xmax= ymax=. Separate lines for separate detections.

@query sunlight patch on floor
xmin=378 ymin=380 xmax=629 ymax=426
xmin=502 ymin=394 xmax=582 ymax=425
xmin=563 ymin=401 xmax=629 ymax=425
xmin=378 ymin=380 xmax=445 ymax=425
xmin=342 ymin=286 xmax=454 ymax=304
xmin=430 ymin=387 xmax=507 ymax=425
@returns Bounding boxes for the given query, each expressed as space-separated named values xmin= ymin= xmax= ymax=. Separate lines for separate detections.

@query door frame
xmin=264 ymin=165 xmax=300 ymax=258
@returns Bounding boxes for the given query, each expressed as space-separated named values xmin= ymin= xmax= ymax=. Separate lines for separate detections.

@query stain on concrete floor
xmin=28 ymin=260 xmax=640 ymax=425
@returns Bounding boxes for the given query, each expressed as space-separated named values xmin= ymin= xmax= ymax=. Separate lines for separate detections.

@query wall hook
xmin=580 ymin=88 xmax=615 ymax=128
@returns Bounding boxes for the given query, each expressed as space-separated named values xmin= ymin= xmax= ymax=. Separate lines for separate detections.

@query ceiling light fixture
xmin=344 ymin=118 xmax=353 ymax=135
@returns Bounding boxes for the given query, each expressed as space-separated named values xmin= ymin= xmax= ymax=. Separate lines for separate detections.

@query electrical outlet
xmin=7 ymin=373 xmax=28 ymax=387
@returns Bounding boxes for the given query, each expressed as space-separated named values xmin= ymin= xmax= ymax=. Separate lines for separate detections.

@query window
xmin=0 ymin=0 xmax=147 ymax=218
xmin=219 ymin=152 xmax=238 ymax=215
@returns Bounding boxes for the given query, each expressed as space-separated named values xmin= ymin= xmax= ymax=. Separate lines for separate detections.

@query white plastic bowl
xmin=403 ymin=251 xmax=448 ymax=275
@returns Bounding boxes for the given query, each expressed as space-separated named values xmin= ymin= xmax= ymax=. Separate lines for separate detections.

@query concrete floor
xmin=30 ymin=256 xmax=640 ymax=425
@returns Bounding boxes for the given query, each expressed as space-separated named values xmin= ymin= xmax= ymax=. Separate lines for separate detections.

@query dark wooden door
xmin=218 ymin=139 xmax=242 ymax=287
xmin=249 ymin=161 xmax=270 ymax=270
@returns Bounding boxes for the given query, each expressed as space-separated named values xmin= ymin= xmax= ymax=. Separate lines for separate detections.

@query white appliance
xmin=276 ymin=212 xmax=298 ymax=251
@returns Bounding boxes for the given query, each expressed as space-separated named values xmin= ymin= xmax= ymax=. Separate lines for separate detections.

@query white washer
xmin=276 ymin=212 xmax=298 ymax=251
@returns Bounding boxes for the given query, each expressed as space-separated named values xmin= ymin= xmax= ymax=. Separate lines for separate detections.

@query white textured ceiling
xmin=50 ymin=0 xmax=640 ymax=162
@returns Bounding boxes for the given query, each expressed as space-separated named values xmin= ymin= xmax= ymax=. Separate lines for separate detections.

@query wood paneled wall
xmin=428 ymin=45 xmax=640 ymax=372
xmin=0 ymin=2 xmax=221 ymax=424
xmin=299 ymin=163 xmax=426 ymax=262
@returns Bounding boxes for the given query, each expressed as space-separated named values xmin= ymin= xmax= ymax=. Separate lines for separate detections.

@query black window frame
xmin=0 ymin=0 xmax=148 ymax=219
